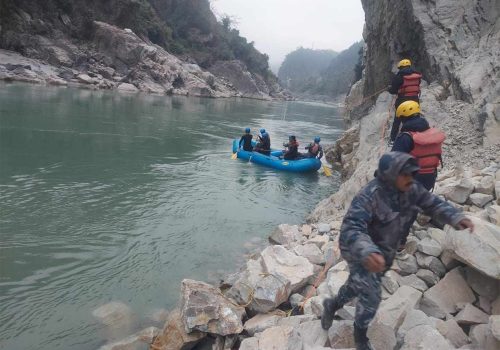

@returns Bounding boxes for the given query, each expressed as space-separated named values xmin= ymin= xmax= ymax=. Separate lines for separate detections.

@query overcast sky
xmin=211 ymin=0 xmax=365 ymax=72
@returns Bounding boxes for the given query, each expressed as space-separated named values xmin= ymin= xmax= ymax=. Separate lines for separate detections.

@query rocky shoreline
xmin=0 ymin=21 xmax=290 ymax=101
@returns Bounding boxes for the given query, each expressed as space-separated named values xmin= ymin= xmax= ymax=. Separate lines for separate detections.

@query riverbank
xmin=88 ymin=81 xmax=500 ymax=350
xmin=0 ymin=21 xmax=290 ymax=101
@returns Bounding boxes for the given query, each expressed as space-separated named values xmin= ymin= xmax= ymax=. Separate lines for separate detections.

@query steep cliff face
xmin=359 ymin=0 xmax=500 ymax=143
xmin=0 ymin=0 xmax=284 ymax=99
xmin=312 ymin=0 xmax=500 ymax=221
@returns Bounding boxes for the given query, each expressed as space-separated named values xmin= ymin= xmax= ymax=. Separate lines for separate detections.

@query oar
xmin=323 ymin=164 xmax=332 ymax=177
xmin=231 ymin=152 xmax=237 ymax=160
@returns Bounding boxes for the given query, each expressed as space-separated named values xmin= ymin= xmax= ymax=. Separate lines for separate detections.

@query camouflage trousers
xmin=335 ymin=262 xmax=383 ymax=329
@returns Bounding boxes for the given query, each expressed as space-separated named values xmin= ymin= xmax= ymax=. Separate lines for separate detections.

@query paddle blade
xmin=231 ymin=153 xmax=237 ymax=160
xmin=323 ymin=165 xmax=332 ymax=177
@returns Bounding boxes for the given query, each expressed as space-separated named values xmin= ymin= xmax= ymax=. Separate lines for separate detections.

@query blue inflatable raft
xmin=232 ymin=139 xmax=322 ymax=173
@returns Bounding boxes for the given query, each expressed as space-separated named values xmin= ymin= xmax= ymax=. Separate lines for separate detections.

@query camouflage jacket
xmin=339 ymin=152 xmax=464 ymax=267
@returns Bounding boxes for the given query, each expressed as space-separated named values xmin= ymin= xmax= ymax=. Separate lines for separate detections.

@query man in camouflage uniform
xmin=321 ymin=152 xmax=474 ymax=350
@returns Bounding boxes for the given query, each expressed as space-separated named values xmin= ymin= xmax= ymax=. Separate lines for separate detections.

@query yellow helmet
xmin=397 ymin=59 xmax=412 ymax=68
xmin=396 ymin=101 xmax=420 ymax=118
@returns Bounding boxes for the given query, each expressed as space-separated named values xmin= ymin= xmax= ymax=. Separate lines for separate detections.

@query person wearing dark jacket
xmin=391 ymin=101 xmax=444 ymax=191
xmin=388 ymin=59 xmax=422 ymax=142
xmin=321 ymin=152 xmax=474 ymax=350
xmin=254 ymin=128 xmax=271 ymax=155
xmin=282 ymin=135 xmax=299 ymax=160
xmin=239 ymin=127 xmax=253 ymax=151
xmin=304 ymin=136 xmax=324 ymax=159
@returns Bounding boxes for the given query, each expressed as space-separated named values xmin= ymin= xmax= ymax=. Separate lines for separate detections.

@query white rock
xmin=270 ymin=224 xmax=302 ymax=246
xmin=116 ymin=82 xmax=138 ymax=92
xmin=486 ymin=205 xmax=500 ymax=225
xmin=470 ymin=193 xmax=494 ymax=207
xmin=326 ymin=270 xmax=349 ymax=296
xmin=439 ymin=250 xmax=461 ymax=271
xmin=261 ymin=245 xmax=315 ymax=292
xmin=295 ymin=320 xmax=328 ymax=347
xmin=495 ymin=181 xmax=500 ymax=204
xmin=475 ymin=176 xmax=495 ymax=195
xmin=303 ymin=295 xmax=326 ymax=317
xmin=277 ymin=314 xmax=317 ymax=328
xmin=428 ymin=227 xmax=447 ymax=246
xmin=327 ymin=320 xmax=355 ymax=349
xmin=464 ymin=267 xmax=499 ymax=299
xmin=399 ymin=274 xmax=428 ymax=292
xmin=417 ymin=237 xmax=443 ymax=257
xmin=436 ymin=178 xmax=474 ymax=204
xmin=444 ymin=217 xmax=500 ymax=279
xmin=257 ymin=326 xmax=303 ymax=350
xmin=489 ymin=315 xmax=500 ymax=341
xmin=152 ymin=309 xmax=205 ymax=350
xmin=400 ymin=325 xmax=454 ymax=350
xmin=416 ymin=252 xmax=446 ymax=277
xmin=394 ymin=255 xmax=418 ymax=275
xmin=317 ymin=223 xmax=331 ymax=234
xmin=180 ymin=279 xmax=245 ymax=335
xmin=397 ymin=309 xmax=434 ymax=344
xmin=420 ymin=267 xmax=476 ymax=319
xmin=455 ymin=303 xmax=490 ymax=325
xmin=469 ymin=323 xmax=500 ymax=350
xmin=381 ymin=270 xmax=401 ymax=294
xmin=306 ymin=235 xmax=329 ymax=248
xmin=416 ymin=269 xmax=440 ymax=287
xmin=435 ymin=318 xmax=470 ymax=348
xmin=293 ymin=244 xmax=325 ymax=265
xmin=301 ymin=224 xmax=312 ymax=236
xmin=76 ymin=73 xmax=98 ymax=84
xmin=244 ymin=312 xmax=283 ymax=336
xmin=368 ymin=286 xmax=422 ymax=350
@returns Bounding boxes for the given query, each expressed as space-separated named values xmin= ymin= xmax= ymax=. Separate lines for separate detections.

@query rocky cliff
xmin=0 ymin=0 xmax=287 ymax=99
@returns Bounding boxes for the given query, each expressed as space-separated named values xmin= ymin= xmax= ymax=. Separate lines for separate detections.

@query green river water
xmin=0 ymin=83 xmax=344 ymax=350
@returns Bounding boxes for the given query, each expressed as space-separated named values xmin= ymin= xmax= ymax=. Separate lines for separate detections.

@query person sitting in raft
xmin=282 ymin=135 xmax=300 ymax=160
xmin=239 ymin=127 xmax=253 ymax=151
xmin=254 ymin=128 xmax=271 ymax=155
xmin=304 ymin=136 xmax=324 ymax=159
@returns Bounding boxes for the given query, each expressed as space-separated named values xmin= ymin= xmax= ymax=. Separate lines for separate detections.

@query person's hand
xmin=456 ymin=218 xmax=474 ymax=233
xmin=363 ymin=253 xmax=386 ymax=273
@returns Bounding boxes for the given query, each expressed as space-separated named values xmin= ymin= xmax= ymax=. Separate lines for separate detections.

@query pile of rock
xmin=91 ymin=162 xmax=499 ymax=350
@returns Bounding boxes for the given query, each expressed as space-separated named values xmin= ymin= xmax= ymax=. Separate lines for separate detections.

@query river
xmin=0 ymin=83 xmax=344 ymax=350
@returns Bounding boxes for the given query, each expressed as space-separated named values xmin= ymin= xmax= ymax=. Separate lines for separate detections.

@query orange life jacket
xmin=398 ymin=72 xmax=422 ymax=97
xmin=405 ymin=128 xmax=446 ymax=174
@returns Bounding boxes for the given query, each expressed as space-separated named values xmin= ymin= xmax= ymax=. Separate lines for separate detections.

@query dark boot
xmin=353 ymin=324 xmax=374 ymax=350
xmin=321 ymin=297 xmax=342 ymax=330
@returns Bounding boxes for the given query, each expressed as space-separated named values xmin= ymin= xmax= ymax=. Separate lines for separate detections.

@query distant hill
xmin=277 ymin=48 xmax=337 ymax=92
xmin=278 ymin=41 xmax=363 ymax=99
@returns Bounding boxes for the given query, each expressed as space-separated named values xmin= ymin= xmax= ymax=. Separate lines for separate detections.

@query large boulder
xmin=435 ymin=178 xmax=474 ymax=204
xmin=243 ymin=312 xmax=284 ymax=336
xmin=269 ymin=224 xmax=302 ymax=246
xmin=420 ymin=267 xmax=476 ymax=318
xmin=151 ymin=309 xmax=205 ymax=350
xmin=240 ymin=326 xmax=303 ymax=350
xmin=260 ymin=245 xmax=315 ymax=292
xmin=327 ymin=320 xmax=355 ymax=349
xmin=180 ymin=279 xmax=245 ymax=336
xmin=99 ymin=327 xmax=159 ymax=350
xmin=444 ymin=217 xmax=500 ymax=279
xmin=226 ymin=258 xmax=291 ymax=314
xmin=455 ymin=303 xmax=490 ymax=325
xmin=293 ymin=243 xmax=326 ymax=265
xmin=400 ymin=325 xmax=454 ymax=350
xmin=434 ymin=318 xmax=470 ymax=348
xmin=368 ymin=286 xmax=422 ymax=350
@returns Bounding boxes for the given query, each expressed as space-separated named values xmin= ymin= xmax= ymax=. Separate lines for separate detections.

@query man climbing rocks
xmin=304 ymin=136 xmax=324 ymax=159
xmin=238 ymin=127 xmax=253 ymax=151
xmin=321 ymin=152 xmax=473 ymax=350
xmin=391 ymin=101 xmax=445 ymax=191
xmin=388 ymin=59 xmax=422 ymax=143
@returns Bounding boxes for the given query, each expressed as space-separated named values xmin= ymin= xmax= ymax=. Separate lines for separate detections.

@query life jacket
xmin=405 ymin=128 xmax=446 ymax=174
xmin=398 ymin=72 xmax=422 ymax=97
xmin=308 ymin=143 xmax=320 ymax=156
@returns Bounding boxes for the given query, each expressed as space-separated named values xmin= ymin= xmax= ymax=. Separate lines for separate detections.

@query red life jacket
xmin=398 ymin=72 xmax=422 ymax=97
xmin=405 ymin=128 xmax=446 ymax=174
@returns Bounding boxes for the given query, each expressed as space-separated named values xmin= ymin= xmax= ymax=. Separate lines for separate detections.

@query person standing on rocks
xmin=321 ymin=152 xmax=474 ymax=350
xmin=239 ymin=127 xmax=253 ymax=151
xmin=391 ymin=101 xmax=445 ymax=191
xmin=387 ymin=59 xmax=422 ymax=144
